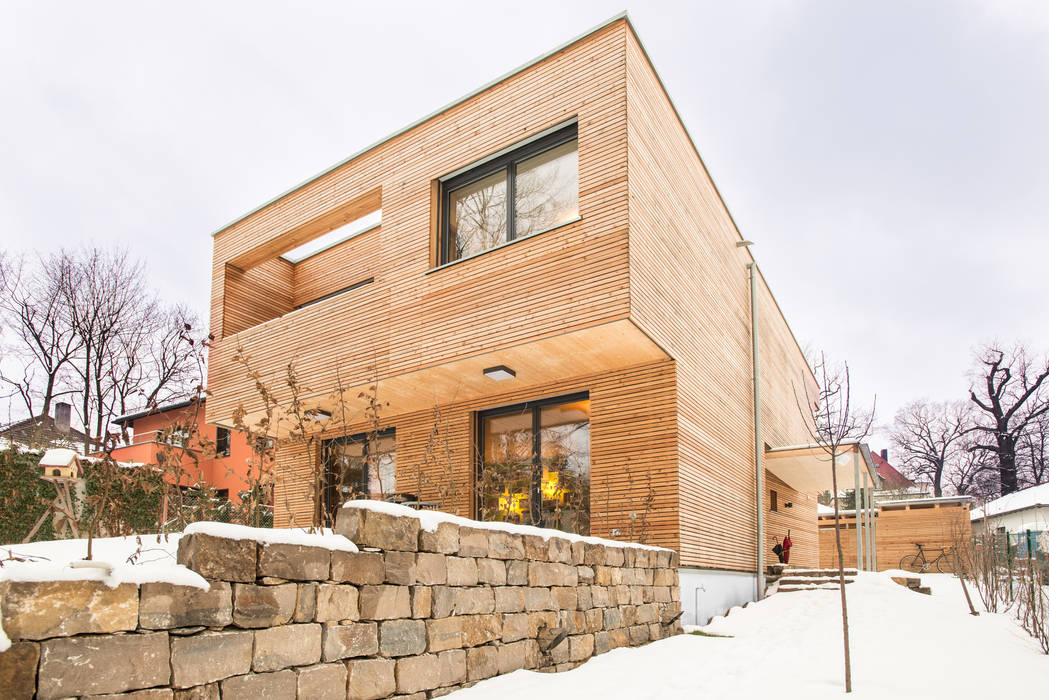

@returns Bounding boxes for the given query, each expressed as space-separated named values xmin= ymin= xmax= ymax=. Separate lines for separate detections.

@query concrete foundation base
xmin=679 ymin=567 xmax=757 ymax=627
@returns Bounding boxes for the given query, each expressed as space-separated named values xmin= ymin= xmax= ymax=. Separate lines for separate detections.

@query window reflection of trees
xmin=514 ymin=141 xmax=578 ymax=237
xmin=478 ymin=398 xmax=590 ymax=535
xmin=448 ymin=138 xmax=578 ymax=262
xmin=325 ymin=432 xmax=395 ymax=518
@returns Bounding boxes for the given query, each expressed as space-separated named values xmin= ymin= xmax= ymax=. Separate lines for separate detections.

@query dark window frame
xmin=215 ymin=427 xmax=231 ymax=458
xmin=770 ymin=489 xmax=779 ymax=512
xmin=475 ymin=391 xmax=590 ymax=525
xmin=440 ymin=122 xmax=579 ymax=265
xmin=322 ymin=428 xmax=396 ymax=519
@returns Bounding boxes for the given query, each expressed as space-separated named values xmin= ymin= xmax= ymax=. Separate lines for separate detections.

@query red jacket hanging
xmin=782 ymin=532 xmax=793 ymax=564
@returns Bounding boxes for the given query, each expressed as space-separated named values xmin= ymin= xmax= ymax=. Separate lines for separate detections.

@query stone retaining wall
xmin=0 ymin=505 xmax=682 ymax=699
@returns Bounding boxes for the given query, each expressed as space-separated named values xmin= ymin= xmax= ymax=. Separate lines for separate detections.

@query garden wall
xmin=0 ymin=503 xmax=683 ymax=699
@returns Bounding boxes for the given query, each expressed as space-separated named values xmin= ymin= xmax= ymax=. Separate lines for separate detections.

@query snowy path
xmin=455 ymin=572 xmax=1048 ymax=699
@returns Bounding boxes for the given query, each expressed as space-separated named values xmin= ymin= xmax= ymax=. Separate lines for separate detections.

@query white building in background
xmin=970 ymin=483 xmax=1049 ymax=534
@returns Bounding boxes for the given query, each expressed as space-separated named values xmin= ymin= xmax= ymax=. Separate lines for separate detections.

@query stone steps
xmin=891 ymin=575 xmax=931 ymax=595
xmin=766 ymin=565 xmax=858 ymax=595
xmin=776 ymin=576 xmax=855 ymax=587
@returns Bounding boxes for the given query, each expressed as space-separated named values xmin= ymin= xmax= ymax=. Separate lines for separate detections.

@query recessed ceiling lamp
xmin=483 ymin=365 xmax=516 ymax=381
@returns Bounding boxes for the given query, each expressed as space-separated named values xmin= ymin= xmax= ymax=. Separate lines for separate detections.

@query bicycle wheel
xmin=899 ymin=554 xmax=925 ymax=573
xmin=936 ymin=553 xmax=955 ymax=574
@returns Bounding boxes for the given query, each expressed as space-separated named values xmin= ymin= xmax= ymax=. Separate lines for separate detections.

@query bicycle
xmin=899 ymin=543 xmax=955 ymax=573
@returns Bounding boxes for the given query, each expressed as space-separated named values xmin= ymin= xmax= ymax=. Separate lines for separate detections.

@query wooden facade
xmin=207 ymin=17 xmax=817 ymax=572
xmin=818 ymin=499 xmax=972 ymax=571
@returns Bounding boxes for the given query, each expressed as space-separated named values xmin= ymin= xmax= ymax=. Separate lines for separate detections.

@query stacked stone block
xmin=0 ymin=506 xmax=682 ymax=699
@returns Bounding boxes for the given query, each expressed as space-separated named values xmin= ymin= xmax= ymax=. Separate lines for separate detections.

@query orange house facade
xmin=205 ymin=15 xmax=871 ymax=624
xmin=110 ymin=400 xmax=254 ymax=503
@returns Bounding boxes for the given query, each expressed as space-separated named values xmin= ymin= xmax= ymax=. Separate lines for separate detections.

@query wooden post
xmin=854 ymin=450 xmax=864 ymax=571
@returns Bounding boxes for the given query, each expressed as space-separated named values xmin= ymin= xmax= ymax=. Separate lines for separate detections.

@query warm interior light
xmin=541 ymin=469 xmax=563 ymax=501
xmin=483 ymin=365 xmax=516 ymax=381
xmin=498 ymin=489 xmax=525 ymax=516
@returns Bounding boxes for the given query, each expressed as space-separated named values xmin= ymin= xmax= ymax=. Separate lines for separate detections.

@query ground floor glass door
xmin=478 ymin=393 xmax=590 ymax=534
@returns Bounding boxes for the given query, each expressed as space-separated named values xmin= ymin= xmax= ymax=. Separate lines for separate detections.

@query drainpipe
xmin=747 ymin=260 xmax=765 ymax=600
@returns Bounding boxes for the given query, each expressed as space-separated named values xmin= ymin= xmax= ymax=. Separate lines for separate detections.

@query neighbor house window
xmin=323 ymin=429 xmax=396 ymax=518
xmin=478 ymin=394 xmax=590 ymax=534
xmin=215 ymin=427 xmax=231 ymax=457
xmin=441 ymin=122 xmax=578 ymax=264
xmin=770 ymin=489 xmax=779 ymax=512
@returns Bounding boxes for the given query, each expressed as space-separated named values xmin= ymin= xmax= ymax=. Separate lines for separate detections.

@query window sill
xmin=425 ymin=216 xmax=582 ymax=275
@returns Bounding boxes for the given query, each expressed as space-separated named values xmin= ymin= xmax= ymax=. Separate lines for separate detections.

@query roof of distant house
xmin=971 ymin=483 xmax=1049 ymax=521
xmin=112 ymin=398 xmax=203 ymax=426
xmin=871 ymin=451 xmax=913 ymax=489
xmin=0 ymin=414 xmax=88 ymax=452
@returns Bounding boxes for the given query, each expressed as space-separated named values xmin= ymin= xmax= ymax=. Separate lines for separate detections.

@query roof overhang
xmin=764 ymin=441 xmax=879 ymax=493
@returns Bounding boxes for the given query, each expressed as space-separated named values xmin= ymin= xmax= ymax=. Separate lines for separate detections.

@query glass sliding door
xmin=323 ymin=429 xmax=396 ymax=521
xmin=478 ymin=394 xmax=590 ymax=535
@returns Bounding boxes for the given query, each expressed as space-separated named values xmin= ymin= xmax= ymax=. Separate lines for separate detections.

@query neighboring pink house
xmin=107 ymin=399 xmax=256 ymax=503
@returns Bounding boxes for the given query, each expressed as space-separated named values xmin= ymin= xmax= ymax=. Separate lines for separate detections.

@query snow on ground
xmin=345 ymin=500 xmax=670 ymax=551
xmin=455 ymin=571 xmax=1049 ymax=699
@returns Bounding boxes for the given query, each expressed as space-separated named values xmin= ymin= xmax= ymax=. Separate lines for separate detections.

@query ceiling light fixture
xmin=483 ymin=365 xmax=516 ymax=381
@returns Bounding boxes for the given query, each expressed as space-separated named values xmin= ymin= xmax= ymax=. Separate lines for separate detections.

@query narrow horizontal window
xmin=441 ymin=123 xmax=578 ymax=264
xmin=293 ymin=277 xmax=374 ymax=310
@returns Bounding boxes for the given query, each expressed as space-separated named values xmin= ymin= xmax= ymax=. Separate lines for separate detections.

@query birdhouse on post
xmin=39 ymin=448 xmax=82 ymax=481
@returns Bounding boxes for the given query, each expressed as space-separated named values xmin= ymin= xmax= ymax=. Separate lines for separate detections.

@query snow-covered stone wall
xmin=0 ymin=503 xmax=683 ymax=699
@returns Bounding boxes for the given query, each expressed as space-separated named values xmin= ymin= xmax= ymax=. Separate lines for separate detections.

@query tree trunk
xmin=998 ymin=431 xmax=1017 ymax=494
xmin=830 ymin=448 xmax=852 ymax=693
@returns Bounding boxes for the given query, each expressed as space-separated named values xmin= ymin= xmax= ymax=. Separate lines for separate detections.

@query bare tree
xmin=106 ymin=303 xmax=203 ymax=429
xmin=1017 ymin=410 xmax=1049 ymax=487
xmin=968 ymin=344 xmax=1049 ymax=495
xmin=891 ymin=400 xmax=970 ymax=497
xmin=797 ymin=352 xmax=875 ymax=694
xmin=943 ymin=439 xmax=997 ymax=498
xmin=0 ymin=252 xmax=82 ymax=419
xmin=0 ymin=247 xmax=206 ymax=451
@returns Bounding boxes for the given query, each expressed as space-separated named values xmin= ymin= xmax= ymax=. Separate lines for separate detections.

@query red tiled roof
xmin=871 ymin=451 xmax=913 ymax=488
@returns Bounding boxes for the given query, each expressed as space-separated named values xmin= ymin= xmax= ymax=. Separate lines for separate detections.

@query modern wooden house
xmin=206 ymin=13 xmax=877 ymax=624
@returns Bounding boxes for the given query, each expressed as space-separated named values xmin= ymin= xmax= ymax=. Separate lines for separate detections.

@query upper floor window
xmin=441 ymin=123 xmax=578 ymax=264
xmin=215 ymin=427 xmax=231 ymax=458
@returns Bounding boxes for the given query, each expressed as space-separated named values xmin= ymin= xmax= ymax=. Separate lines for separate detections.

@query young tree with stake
xmin=797 ymin=352 xmax=875 ymax=694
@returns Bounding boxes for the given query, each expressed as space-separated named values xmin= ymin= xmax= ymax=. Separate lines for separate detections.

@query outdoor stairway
xmin=891 ymin=575 xmax=931 ymax=595
xmin=766 ymin=563 xmax=857 ymax=594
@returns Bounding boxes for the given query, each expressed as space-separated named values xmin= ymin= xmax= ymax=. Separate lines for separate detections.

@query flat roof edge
xmin=210 ymin=11 xmax=630 ymax=238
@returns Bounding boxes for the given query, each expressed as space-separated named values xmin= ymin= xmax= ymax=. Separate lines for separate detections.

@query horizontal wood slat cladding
xmin=272 ymin=359 xmax=680 ymax=551
xmin=765 ymin=472 xmax=818 ymax=569
xmin=817 ymin=503 xmax=972 ymax=571
xmin=228 ymin=187 xmax=382 ymax=271
xmin=208 ymin=22 xmax=632 ymax=424
xmin=624 ymin=32 xmax=817 ymax=571
xmin=291 ymin=226 xmax=380 ymax=308
xmin=222 ymin=258 xmax=294 ymax=337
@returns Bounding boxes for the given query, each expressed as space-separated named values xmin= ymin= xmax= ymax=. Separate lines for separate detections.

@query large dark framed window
xmin=323 ymin=429 xmax=396 ymax=521
xmin=477 ymin=393 xmax=590 ymax=535
xmin=440 ymin=122 xmax=579 ymax=264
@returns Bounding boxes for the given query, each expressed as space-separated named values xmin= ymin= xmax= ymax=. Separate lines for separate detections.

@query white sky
xmin=2 ymin=1 xmax=1048 ymax=454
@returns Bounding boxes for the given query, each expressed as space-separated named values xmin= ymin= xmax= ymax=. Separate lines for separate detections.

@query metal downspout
xmin=748 ymin=262 xmax=765 ymax=600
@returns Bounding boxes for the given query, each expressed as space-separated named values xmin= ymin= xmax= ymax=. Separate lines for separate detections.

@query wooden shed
xmin=818 ymin=496 xmax=973 ymax=571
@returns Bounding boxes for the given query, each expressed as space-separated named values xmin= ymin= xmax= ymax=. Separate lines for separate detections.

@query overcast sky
xmin=2 ymin=1 xmax=1047 ymax=452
